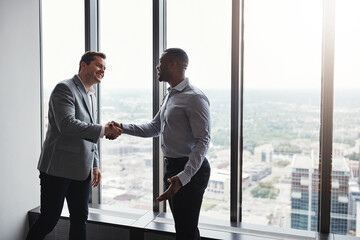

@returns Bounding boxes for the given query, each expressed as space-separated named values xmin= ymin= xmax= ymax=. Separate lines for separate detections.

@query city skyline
xmin=92 ymin=88 xmax=360 ymax=236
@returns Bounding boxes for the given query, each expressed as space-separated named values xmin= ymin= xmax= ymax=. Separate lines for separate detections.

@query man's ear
xmin=80 ymin=61 xmax=87 ymax=71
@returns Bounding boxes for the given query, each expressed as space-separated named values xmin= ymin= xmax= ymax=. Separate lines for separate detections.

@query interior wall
xmin=0 ymin=0 xmax=41 ymax=239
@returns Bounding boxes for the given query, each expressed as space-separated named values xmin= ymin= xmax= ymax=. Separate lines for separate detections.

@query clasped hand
xmin=105 ymin=121 xmax=122 ymax=140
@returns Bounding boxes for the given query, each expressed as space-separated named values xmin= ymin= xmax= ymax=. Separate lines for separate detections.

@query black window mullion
xmin=230 ymin=0 xmax=242 ymax=223
xmin=318 ymin=0 xmax=335 ymax=233
xmin=85 ymin=0 xmax=100 ymax=204
xmin=153 ymin=0 xmax=167 ymax=213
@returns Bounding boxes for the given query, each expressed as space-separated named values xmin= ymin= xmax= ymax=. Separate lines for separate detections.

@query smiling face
xmin=81 ymin=56 xmax=106 ymax=86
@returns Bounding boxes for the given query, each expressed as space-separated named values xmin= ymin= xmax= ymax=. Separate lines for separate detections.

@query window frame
xmin=39 ymin=0 xmax=337 ymax=234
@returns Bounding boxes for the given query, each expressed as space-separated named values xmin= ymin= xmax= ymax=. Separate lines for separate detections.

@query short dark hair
xmin=164 ymin=48 xmax=189 ymax=66
xmin=78 ymin=51 xmax=106 ymax=73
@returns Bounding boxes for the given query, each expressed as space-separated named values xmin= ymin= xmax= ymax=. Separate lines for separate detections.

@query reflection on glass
xmin=99 ymin=0 xmax=153 ymax=210
xmin=167 ymin=0 xmax=232 ymax=220
xmin=333 ymin=0 xmax=360 ymax=236
xmin=243 ymin=0 xmax=322 ymax=231
xmin=41 ymin=1 xmax=84 ymax=137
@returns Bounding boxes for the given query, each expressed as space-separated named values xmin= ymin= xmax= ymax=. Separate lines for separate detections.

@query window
xmin=39 ymin=0 xmax=360 ymax=235
xmin=167 ymin=0 xmax=232 ymax=220
xmin=99 ymin=0 xmax=153 ymax=210
xmin=242 ymin=0 xmax=323 ymax=231
xmin=41 ymin=0 xmax=84 ymax=136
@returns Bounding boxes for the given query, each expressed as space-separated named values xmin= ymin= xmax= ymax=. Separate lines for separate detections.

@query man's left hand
xmin=156 ymin=176 xmax=182 ymax=202
xmin=92 ymin=168 xmax=101 ymax=187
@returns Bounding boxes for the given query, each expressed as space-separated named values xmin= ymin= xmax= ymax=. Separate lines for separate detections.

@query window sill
xmin=27 ymin=204 xmax=359 ymax=240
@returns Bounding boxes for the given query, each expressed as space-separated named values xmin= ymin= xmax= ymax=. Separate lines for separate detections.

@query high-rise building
xmin=254 ymin=144 xmax=274 ymax=163
xmin=291 ymin=155 xmax=350 ymax=234
xmin=348 ymin=181 xmax=360 ymax=236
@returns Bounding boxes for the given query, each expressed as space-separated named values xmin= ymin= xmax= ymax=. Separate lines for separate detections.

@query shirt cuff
xmin=177 ymin=171 xmax=191 ymax=186
xmin=99 ymin=125 xmax=105 ymax=138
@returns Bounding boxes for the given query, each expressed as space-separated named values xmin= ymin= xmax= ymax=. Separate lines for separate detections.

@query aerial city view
xmin=44 ymin=87 xmax=360 ymax=236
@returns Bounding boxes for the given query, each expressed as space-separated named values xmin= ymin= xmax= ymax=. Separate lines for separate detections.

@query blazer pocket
xmin=57 ymin=144 xmax=81 ymax=153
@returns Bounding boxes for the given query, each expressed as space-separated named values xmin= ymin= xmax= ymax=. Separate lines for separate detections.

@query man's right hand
xmin=110 ymin=121 xmax=122 ymax=129
xmin=105 ymin=122 xmax=122 ymax=140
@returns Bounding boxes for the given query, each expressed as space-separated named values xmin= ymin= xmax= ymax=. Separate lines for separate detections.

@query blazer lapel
xmin=72 ymin=75 xmax=94 ymax=123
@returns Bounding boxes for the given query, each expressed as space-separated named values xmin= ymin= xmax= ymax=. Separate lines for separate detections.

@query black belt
xmin=164 ymin=156 xmax=189 ymax=165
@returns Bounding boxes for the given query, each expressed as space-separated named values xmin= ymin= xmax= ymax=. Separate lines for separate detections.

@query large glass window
xmin=40 ymin=0 xmax=360 ymax=235
xmin=41 ymin=0 xmax=84 ymax=136
xmin=242 ymin=0 xmax=323 ymax=231
xmin=332 ymin=0 xmax=360 ymax=236
xmin=99 ymin=0 xmax=153 ymax=210
xmin=167 ymin=0 xmax=232 ymax=220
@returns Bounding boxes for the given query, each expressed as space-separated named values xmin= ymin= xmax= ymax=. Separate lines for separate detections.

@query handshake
xmin=104 ymin=121 xmax=123 ymax=140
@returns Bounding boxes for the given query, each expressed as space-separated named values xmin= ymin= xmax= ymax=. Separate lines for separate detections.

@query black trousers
xmin=164 ymin=157 xmax=211 ymax=240
xmin=26 ymin=172 xmax=91 ymax=240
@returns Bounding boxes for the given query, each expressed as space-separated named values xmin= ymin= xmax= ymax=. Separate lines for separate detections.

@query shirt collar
xmin=168 ymin=78 xmax=189 ymax=93
xmin=77 ymin=74 xmax=95 ymax=95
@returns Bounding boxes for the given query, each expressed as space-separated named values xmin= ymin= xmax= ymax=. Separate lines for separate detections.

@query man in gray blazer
xmin=26 ymin=51 xmax=122 ymax=240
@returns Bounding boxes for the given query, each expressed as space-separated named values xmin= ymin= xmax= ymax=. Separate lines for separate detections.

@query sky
xmin=42 ymin=0 xmax=360 ymax=91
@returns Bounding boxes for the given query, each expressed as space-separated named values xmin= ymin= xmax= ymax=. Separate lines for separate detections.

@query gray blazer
xmin=38 ymin=75 xmax=102 ymax=181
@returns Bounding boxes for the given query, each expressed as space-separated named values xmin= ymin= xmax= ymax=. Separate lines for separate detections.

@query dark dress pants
xmin=26 ymin=172 xmax=91 ymax=240
xmin=164 ymin=157 xmax=211 ymax=240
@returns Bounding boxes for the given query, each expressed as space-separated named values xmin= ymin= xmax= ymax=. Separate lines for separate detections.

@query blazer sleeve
xmin=50 ymin=82 xmax=102 ymax=143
